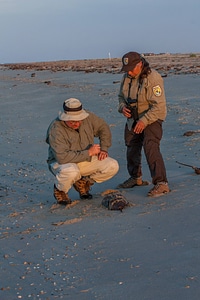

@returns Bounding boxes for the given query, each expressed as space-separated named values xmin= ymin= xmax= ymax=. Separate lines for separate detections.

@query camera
xmin=127 ymin=98 xmax=138 ymax=121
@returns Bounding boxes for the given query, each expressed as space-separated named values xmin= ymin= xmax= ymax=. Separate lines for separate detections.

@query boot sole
xmin=117 ymin=180 xmax=149 ymax=189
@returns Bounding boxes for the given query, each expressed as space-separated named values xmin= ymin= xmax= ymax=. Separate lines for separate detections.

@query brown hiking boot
xmin=117 ymin=177 xmax=149 ymax=189
xmin=73 ymin=177 xmax=94 ymax=199
xmin=147 ymin=182 xmax=170 ymax=197
xmin=53 ymin=184 xmax=72 ymax=205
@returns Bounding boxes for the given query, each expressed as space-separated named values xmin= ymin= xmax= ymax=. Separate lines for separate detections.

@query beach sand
xmin=0 ymin=56 xmax=200 ymax=299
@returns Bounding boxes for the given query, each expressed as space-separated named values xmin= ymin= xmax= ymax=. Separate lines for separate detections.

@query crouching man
xmin=46 ymin=98 xmax=119 ymax=205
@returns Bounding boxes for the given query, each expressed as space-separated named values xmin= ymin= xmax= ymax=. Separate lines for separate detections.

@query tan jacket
xmin=118 ymin=69 xmax=167 ymax=126
xmin=46 ymin=111 xmax=112 ymax=165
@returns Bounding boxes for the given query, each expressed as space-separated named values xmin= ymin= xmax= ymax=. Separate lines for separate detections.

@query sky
xmin=0 ymin=0 xmax=200 ymax=63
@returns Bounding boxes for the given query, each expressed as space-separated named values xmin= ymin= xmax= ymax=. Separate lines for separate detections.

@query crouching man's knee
xmin=50 ymin=162 xmax=81 ymax=192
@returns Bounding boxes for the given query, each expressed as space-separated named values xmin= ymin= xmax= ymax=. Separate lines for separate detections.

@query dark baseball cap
xmin=121 ymin=51 xmax=142 ymax=72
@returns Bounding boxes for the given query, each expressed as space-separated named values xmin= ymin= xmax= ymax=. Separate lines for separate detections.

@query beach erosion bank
xmin=1 ymin=53 xmax=200 ymax=76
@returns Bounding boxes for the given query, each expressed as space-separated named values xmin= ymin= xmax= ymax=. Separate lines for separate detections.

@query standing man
xmin=46 ymin=98 xmax=119 ymax=205
xmin=117 ymin=51 xmax=170 ymax=197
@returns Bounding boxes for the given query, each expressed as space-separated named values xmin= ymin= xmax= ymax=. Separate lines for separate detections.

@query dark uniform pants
xmin=124 ymin=120 xmax=167 ymax=185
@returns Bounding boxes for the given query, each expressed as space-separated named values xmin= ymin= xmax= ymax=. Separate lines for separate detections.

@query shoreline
xmin=1 ymin=53 xmax=200 ymax=76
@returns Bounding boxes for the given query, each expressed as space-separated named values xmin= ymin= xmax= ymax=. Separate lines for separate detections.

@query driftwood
xmin=176 ymin=161 xmax=200 ymax=175
xmin=183 ymin=130 xmax=200 ymax=136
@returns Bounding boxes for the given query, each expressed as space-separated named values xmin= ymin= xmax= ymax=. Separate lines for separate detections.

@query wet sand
xmin=0 ymin=57 xmax=200 ymax=299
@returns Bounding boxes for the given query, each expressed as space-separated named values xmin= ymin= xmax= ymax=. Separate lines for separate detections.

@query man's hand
xmin=88 ymin=145 xmax=108 ymax=160
xmin=122 ymin=106 xmax=131 ymax=118
xmin=98 ymin=150 xmax=108 ymax=161
xmin=88 ymin=144 xmax=101 ymax=156
xmin=133 ymin=120 xmax=145 ymax=134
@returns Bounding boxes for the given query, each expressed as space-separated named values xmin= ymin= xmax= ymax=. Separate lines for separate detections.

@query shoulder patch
xmin=153 ymin=85 xmax=162 ymax=96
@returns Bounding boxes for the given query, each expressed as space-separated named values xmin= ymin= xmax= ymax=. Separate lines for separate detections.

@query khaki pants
xmin=49 ymin=156 xmax=119 ymax=193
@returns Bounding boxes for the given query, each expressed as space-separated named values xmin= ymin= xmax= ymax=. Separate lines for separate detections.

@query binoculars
xmin=127 ymin=98 xmax=138 ymax=121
